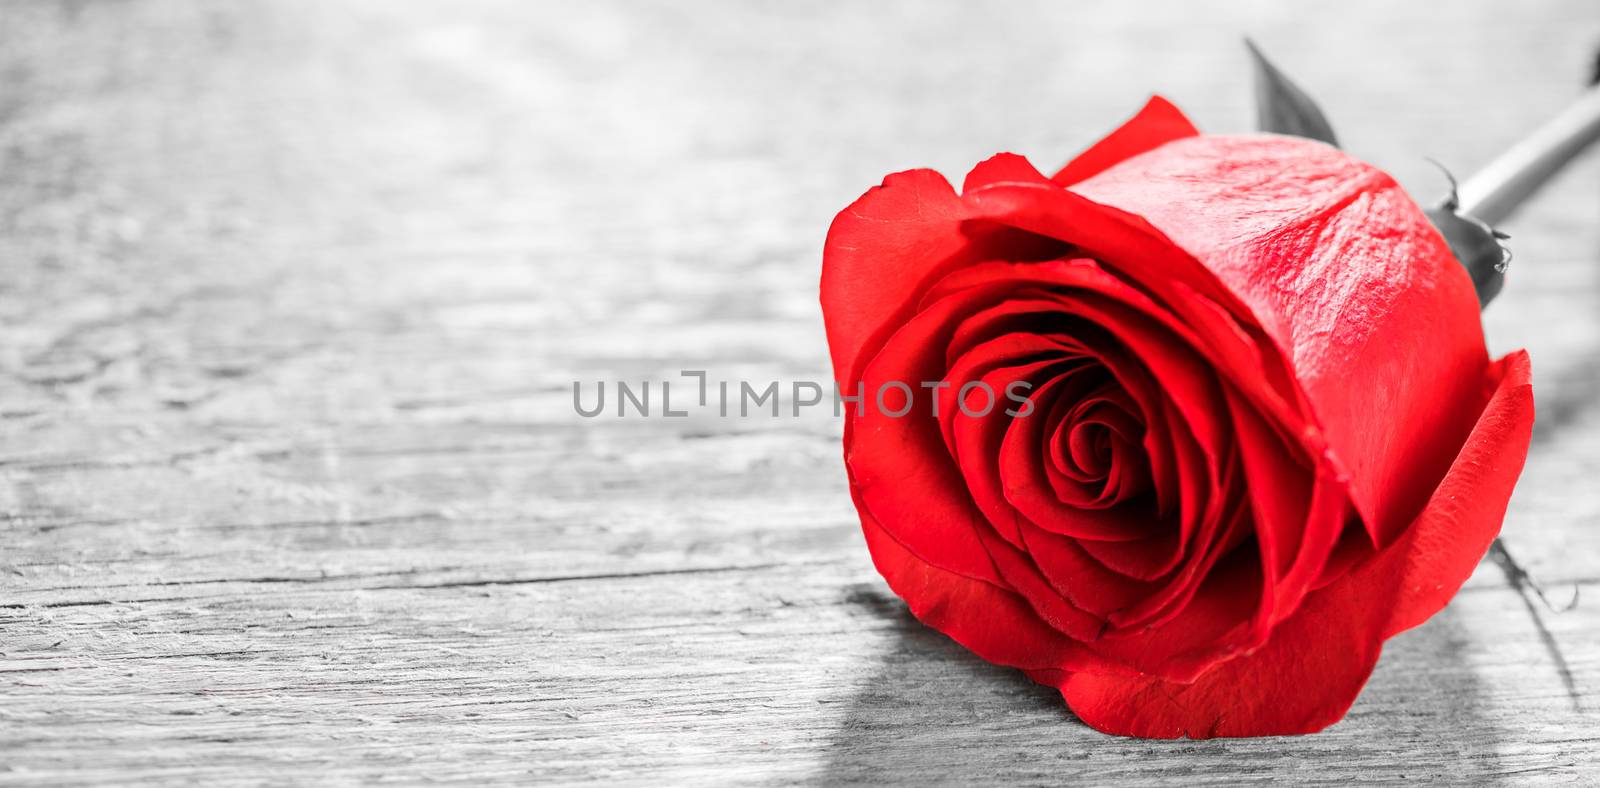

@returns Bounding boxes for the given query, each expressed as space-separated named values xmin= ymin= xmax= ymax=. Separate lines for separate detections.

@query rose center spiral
xmin=1041 ymin=375 xmax=1151 ymax=511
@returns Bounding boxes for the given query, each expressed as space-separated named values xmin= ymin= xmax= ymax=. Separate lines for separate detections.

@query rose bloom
xmin=820 ymin=98 xmax=1534 ymax=738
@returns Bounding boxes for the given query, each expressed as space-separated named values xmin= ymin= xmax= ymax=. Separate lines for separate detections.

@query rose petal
xmin=971 ymin=523 xmax=1111 ymax=641
xmin=943 ymin=350 xmax=1081 ymax=547
xmin=1018 ymin=523 xmax=1153 ymax=618
xmin=1383 ymin=350 xmax=1533 ymax=636
xmin=1052 ymin=96 xmax=1200 ymax=186
xmin=1225 ymin=388 xmax=1350 ymax=623
xmin=860 ymin=506 xmax=1138 ymax=677
xmin=1058 ymin=553 xmax=1380 ymax=738
xmin=1086 ymin=547 xmax=1266 ymax=682
xmin=963 ymin=151 xmax=1055 ymax=194
xmin=850 ymin=283 xmax=1022 ymax=585
xmin=821 ymin=169 xmax=972 ymax=389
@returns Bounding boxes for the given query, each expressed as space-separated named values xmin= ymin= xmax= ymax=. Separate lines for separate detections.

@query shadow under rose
xmin=821 ymin=585 xmax=1506 ymax=785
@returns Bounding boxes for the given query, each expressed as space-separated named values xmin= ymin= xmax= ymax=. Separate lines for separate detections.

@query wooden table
xmin=3 ymin=1 xmax=1597 ymax=783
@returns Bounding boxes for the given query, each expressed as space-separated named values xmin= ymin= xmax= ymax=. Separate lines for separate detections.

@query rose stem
xmin=1457 ymin=83 xmax=1600 ymax=225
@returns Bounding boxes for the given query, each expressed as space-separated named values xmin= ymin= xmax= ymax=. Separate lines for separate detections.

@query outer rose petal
xmin=1384 ymin=351 xmax=1534 ymax=636
xmin=820 ymin=169 xmax=971 ymax=387
xmin=1054 ymin=351 xmax=1532 ymax=738
xmin=1052 ymin=96 xmax=1200 ymax=186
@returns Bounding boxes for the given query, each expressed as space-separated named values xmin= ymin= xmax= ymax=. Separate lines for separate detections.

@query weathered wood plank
xmin=2 ymin=0 xmax=1598 ymax=784
xmin=1 ymin=563 xmax=1596 ymax=784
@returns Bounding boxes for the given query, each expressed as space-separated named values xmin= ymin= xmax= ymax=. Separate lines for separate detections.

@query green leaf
xmin=1245 ymin=38 xmax=1339 ymax=147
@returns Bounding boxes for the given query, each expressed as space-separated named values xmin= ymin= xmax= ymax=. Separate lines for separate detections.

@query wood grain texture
xmin=2 ymin=1 xmax=1598 ymax=784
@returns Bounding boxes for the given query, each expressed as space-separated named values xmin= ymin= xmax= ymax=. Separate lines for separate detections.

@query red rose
xmin=819 ymin=97 xmax=1535 ymax=738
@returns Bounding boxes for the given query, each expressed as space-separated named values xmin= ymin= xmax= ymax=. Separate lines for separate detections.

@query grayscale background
xmin=2 ymin=1 xmax=1597 ymax=784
